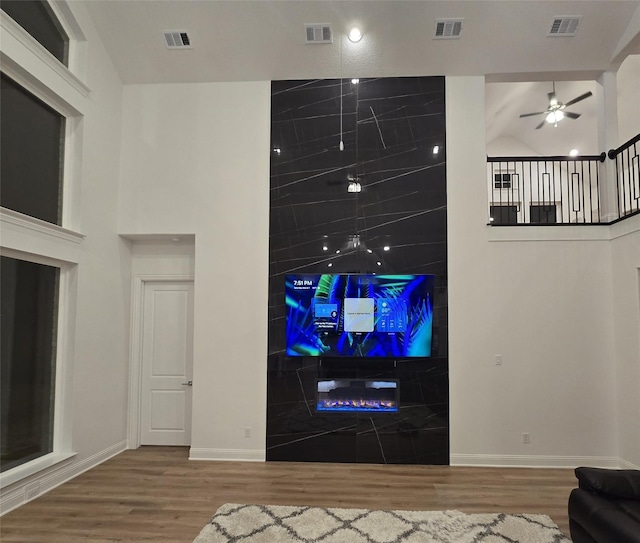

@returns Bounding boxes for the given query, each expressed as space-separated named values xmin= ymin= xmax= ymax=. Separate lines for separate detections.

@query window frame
xmin=1 ymin=72 xmax=68 ymax=226
xmin=529 ymin=203 xmax=559 ymax=224
xmin=1 ymin=1 xmax=88 ymax=85
xmin=489 ymin=204 xmax=520 ymax=225
xmin=0 ymin=0 xmax=88 ymax=489
xmin=1 ymin=0 xmax=70 ymax=66
xmin=493 ymin=172 xmax=519 ymax=190
xmin=0 ymin=249 xmax=78 ymax=488
xmin=1 ymin=6 xmax=87 ymax=234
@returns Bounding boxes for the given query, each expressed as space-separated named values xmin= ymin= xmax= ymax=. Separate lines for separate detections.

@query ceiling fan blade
xmin=564 ymin=91 xmax=593 ymax=107
xmin=535 ymin=120 xmax=547 ymax=129
xmin=519 ymin=111 xmax=546 ymax=118
xmin=564 ymin=111 xmax=581 ymax=119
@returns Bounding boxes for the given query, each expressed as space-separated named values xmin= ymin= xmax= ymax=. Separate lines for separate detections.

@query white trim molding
xmin=450 ymin=453 xmax=623 ymax=469
xmin=488 ymin=225 xmax=612 ymax=242
xmin=189 ymin=448 xmax=266 ymax=462
xmin=0 ymin=441 xmax=126 ymax=516
xmin=488 ymin=212 xmax=640 ymax=243
xmin=0 ymin=452 xmax=76 ymax=489
xmin=610 ymin=213 xmax=640 ymax=240
xmin=0 ymin=10 xmax=90 ymax=99
xmin=127 ymin=274 xmax=195 ymax=450
xmin=618 ymin=458 xmax=640 ymax=470
xmin=0 ymin=208 xmax=85 ymax=245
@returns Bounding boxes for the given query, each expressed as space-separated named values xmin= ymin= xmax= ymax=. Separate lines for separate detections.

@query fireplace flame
xmin=317 ymin=399 xmax=397 ymax=412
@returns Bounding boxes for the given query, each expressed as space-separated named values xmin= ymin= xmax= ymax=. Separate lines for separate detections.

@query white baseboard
xmin=0 ymin=440 xmax=126 ymax=516
xmin=618 ymin=458 xmax=640 ymax=470
xmin=189 ymin=447 xmax=265 ymax=462
xmin=449 ymin=454 xmax=622 ymax=469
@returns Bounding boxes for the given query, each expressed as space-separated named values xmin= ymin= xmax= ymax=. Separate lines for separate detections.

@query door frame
xmin=127 ymin=274 xmax=195 ymax=449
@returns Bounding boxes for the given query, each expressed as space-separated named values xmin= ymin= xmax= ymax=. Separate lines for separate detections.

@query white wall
xmin=1 ymin=1 xmax=129 ymax=513
xmin=118 ymin=82 xmax=271 ymax=460
xmin=611 ymin=220 xmax=640 ymax=468
xmin=617 ymin=54 xmax=640 ymax=144
xmin=130 ymin=239 xmax=196 ymax=277
xmin=609 ymin=59 xmax=640 ymax=470
xmin=486 ymin=136 xmax=538 ymax=157
xmin=116 ymin=76 xmax=629 ymax=467
xmin=69 ymin=3 xmax=130 ymax=465
xmin=447 ymin=77 xmax=619 ymax=466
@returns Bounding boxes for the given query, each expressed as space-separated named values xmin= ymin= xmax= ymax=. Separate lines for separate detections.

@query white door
xmin=140 ymin=281 xmax=194 ymax=446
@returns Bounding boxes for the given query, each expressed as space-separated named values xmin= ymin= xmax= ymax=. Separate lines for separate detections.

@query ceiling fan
xmin=519 ymin=82 xmax=593 ymax=129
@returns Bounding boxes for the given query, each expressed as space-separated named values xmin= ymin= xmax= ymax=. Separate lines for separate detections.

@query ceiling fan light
xmin=546 ymin=110 xmax=564 ymax=124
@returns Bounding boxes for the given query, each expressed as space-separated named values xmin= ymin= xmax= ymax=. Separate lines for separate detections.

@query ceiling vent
xmin=548 ymin=17 xmax=581 ymax=36
xmin=163 ymin=31 xmax=192 ymax=49
xmin=434 ymin=19 xmax=463 ymax=39
xmin=305 ymin=24 xmax=332 ymax=44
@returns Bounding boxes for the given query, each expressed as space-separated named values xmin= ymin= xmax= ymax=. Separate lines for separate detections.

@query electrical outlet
xmin=244 ymin=427 xmax=251 ymax=438
xmin=495 ymin=354 xmax=503 ymax=366
xmin=522 ymin=432 xmax=530 ymax=444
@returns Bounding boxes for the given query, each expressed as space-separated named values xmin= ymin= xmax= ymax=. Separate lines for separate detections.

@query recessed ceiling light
xmin=328 ymin=262 xmax=333 ymax=267
xmin=376 ymin=261 xmax=382 ymax=266
xmin=432 ymin=145 xmax=439 ymax=154
xmin=351 ymin=78 xmax=359 ymax=84
xmin=569 ymin=149 xmax=579 ymax=156
xmin=383 ymin=246 xmax=390 ymax=251
xmin=366 ymin=249 xmax=373 ymax=254
xmin=348 ymin=26 xmax=362 ymax=42
xmin=322 ymin=245 xmax=328 ymax=251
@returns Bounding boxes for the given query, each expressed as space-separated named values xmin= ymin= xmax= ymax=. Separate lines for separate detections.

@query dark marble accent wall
xmin=267 ymin=77 xmax=448 ymax=464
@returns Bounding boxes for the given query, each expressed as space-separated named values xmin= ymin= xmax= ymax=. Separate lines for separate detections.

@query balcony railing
xmin=487 ymin=133 xmax=639 ymax=226
xmin=610 ymin=133 xmax=640 ymax=221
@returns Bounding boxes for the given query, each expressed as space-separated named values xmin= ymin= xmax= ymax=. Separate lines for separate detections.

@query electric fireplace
xmin=316 ymin=379 xmax=399 ymax=413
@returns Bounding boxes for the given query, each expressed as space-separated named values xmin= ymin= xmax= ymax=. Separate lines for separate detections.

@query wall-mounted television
xmin=285 ymin=274 xmax=434 ymax=357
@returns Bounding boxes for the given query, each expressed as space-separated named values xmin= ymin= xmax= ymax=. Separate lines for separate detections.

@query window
xmin=0 ymin=1 xmax=82 ymax=485
xmin=494 ymin=172 xmax=518 ymax=190
xmin=490 ymin=205 xmax=518 ymax=225
xmin=0 ymin=73 xmax=65 ymax=225
xmin=1 ymin=256 xmax=59 ymax=473
xmin=1 ymin=0 xmax=68 ymax=65
xmin=530 ymin=205 xmax=557 ymax=224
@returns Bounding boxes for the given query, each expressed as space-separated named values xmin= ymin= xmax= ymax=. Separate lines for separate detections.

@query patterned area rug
xmin=192 ymin=503 xmax=571 ymax=542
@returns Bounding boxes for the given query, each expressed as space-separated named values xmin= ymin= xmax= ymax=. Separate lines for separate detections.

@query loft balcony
xmin=487 ymin=133 xmax=639 ymax=225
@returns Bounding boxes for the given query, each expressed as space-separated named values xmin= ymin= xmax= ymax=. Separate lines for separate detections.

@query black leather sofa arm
xmin=576 ymin=467 xmax=640 ymax=500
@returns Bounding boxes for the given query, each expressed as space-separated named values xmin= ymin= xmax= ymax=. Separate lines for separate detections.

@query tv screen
xmin=285 ymin=274 xmax=434 ymax=357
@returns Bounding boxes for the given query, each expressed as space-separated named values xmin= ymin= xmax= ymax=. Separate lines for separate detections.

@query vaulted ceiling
xmin=84 ymin=0 xmax=640 ymax=155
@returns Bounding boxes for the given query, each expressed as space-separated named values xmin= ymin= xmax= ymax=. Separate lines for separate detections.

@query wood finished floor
xmin=1 ymin=446 xmax=577 ymax=542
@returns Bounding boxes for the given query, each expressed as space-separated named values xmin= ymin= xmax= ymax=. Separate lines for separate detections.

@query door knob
xmin=181 ymin=380 xmax=193 ymax=386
